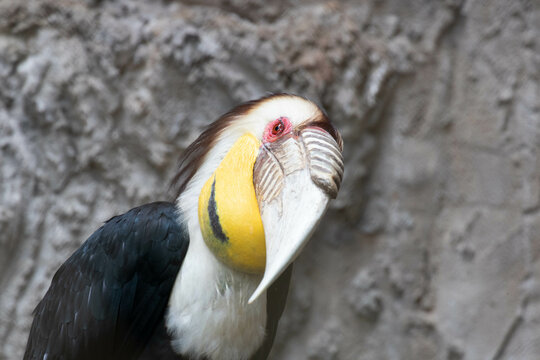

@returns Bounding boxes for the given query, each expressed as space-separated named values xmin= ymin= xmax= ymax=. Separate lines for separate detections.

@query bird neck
xmin=167 ymin=214 xmax=267 ymax=360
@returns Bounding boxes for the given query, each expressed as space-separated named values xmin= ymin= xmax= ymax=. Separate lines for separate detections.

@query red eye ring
xmin=263 ymin=117 xmax=291 ymax=143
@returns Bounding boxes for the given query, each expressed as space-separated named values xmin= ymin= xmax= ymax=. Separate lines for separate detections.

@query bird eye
xmin=272 ymin=120 xmax=284 ymax=136
xmin=263 ymin=117 xmax=291 ymax=143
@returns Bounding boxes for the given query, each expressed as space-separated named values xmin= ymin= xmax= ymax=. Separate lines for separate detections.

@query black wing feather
xmin=24 ymin=202 xmax=189 ymax=360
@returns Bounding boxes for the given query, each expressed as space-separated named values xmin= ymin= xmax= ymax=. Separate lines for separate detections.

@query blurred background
xmin=0 ymin=0 xmax=539 ymax=359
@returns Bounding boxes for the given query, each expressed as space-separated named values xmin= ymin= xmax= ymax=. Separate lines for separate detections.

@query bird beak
xmin=248 ymin=127 xmax=344 ymax=303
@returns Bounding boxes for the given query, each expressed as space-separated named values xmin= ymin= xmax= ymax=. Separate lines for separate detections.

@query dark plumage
xmin=24 ymin=202 xmax=188 ymax=360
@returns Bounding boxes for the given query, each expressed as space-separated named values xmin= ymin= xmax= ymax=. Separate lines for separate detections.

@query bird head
xmin=173 ymin=94 xmax=344 ymax=303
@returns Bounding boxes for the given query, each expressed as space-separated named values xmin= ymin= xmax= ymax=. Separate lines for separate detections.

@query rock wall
xmin=1 ymin=0 xmax=539 ymax=359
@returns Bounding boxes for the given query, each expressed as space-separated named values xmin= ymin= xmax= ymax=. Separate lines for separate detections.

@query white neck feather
xmin=167 ymin=202 xmax=267 ymax=360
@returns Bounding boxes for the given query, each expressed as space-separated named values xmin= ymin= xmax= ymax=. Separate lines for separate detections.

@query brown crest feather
xmin=171 ymin=94 xmax=285 ymax=198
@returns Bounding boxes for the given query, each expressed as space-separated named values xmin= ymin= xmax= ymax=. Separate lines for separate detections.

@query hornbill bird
xmin=24 ymin=94 xmax=344 ymax=360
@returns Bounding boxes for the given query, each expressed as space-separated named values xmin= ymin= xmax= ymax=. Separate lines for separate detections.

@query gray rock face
xmin=1 ymin=0 xmax=539 ymax=359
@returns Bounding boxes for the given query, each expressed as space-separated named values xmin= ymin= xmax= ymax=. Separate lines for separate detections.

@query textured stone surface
xmin=1 ymin=0 xmax=539 ymax=359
